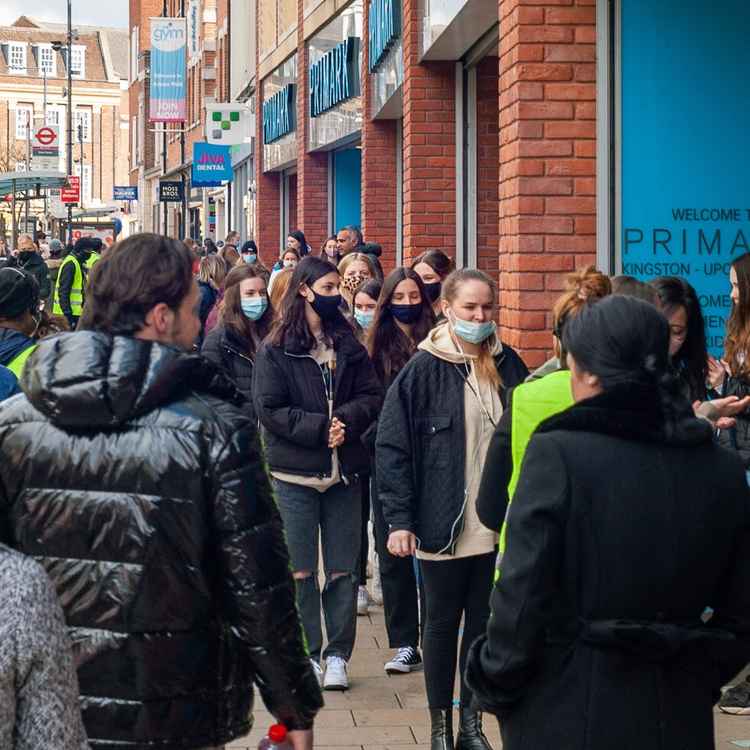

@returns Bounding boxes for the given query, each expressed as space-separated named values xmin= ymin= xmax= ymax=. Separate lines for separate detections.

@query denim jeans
xmin=272 ymin=478 xmax=361 ymax=662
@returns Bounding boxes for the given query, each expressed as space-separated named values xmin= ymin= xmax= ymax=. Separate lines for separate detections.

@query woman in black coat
xmin=466 ymin=296 xmax=750 ymax=750
xmin=202 ymin=264 xmax=272 ymax=421
xmin=253 ymin=256 xmax=383 ymax=692
xmin=376 ymin=268 xmax=528 ymax=750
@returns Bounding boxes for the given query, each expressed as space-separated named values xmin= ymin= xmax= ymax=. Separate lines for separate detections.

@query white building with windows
xmin=0 ymin=15 xmax=130 ymax=237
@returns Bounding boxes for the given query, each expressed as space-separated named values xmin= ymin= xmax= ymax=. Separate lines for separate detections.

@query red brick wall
xmin=401 ymin=0 xmax=456 ymax=265
xmin=288 ymin=173 xmax=298 ymax=234
xmin=477 ymin=56 xmax=500 ymax=288
xmin=361 ymin=4 xmax=398 ymax=273
xmin=255 ymin=65 xmax=280 ymax=263
xmin=497 ymin=0 xmax=597 ymax=368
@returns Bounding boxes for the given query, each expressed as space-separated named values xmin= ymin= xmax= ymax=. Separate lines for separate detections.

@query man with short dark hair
xmin=336 ymin=225 xmax=361 ymax=256
xmin=0 ymin=232 xmax=322 ymax=750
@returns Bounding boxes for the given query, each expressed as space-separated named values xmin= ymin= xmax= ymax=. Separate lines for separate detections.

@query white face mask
xmin=283 ymin=259 xmax=297 ymax=269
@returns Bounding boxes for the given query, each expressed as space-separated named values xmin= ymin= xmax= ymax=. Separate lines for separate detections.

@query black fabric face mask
xmin=423 ymin=281 xmax=442 ymax=303
xmin=390 ymin=303 xmax=423 ymax=325
xmin=311 ymin=291 xmax=342 ymax=320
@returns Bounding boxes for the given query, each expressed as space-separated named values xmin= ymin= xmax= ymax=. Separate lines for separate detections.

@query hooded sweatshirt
xmin=416 ymin=321 xmax=501 ymax=560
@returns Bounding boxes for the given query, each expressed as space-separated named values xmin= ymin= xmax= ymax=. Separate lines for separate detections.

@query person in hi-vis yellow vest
xmin=0 ymin=267 xmax=42 ymax=381
xmin=474 ymin=267 xmax=614 ymax=581
xmin=53 ymin=238 xmax=98 ymax=329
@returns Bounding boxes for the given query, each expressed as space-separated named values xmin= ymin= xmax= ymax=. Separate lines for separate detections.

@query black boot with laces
xmin=455 ymin=707 xmax=493 ymax=750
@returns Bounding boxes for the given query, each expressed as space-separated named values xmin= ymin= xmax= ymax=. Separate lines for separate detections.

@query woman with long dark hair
xmin=411 ymin=250 xmax=455 ymax=318
xmin=253 ymin=256 xmax=382 ymax=692
xmin=352 ymin=279 xmax=382 ymax=333
xmin=650 ymin=276 xmax=708 ymax=402
xmin=377 ymin=269 xmax=528 ymax=750
xmin=202 ymin=265 xmax=272 ymax=421
xmin=366 ymin=268 xmax=434 ymax=670
xmin=467 ymin=295 xmax=750 ymax=750
xmin=287 ymin=229 xmax=311 ymax=257
xmin=320 ymin=235 xmax=341 ymax=266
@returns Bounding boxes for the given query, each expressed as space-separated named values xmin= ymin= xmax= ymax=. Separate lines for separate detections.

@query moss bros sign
xmin=368 ymin=0 xmax=399 ymax=73
xmin=263 ymin=84 xmax=296 ymax=144
xmin=309 ymin=37 xmax=360 ymax=118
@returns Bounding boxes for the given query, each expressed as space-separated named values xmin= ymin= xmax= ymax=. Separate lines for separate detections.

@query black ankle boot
xmin=429 ymin=708 xmax=454 ymax=750
xmin=455 ymin=707 xmax=493 ymax=750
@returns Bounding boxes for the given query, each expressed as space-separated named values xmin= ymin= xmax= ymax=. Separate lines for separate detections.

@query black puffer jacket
xmin=0 ymin=332 xmax=323 ymax=750
xmin=375 ymin=341 xmax=528 ymax=554
xmin=202 ymin=323 xmax=257 ymax=420
xmin=253 ymin=331 xmax=383 ymax=478
xmin=14 ymin=250 xmax=51 ymax=299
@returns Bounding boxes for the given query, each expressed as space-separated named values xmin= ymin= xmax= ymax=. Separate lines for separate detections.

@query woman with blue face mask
xmin=201 ymin=265 xmax=272 ymax=423
xmin=240 ymin=239 xmax=259 ymax=265
xmin=375 ymin=269 xmax=528 ymax=750
xmin=352 ymin=280 xmax=382 ymax=336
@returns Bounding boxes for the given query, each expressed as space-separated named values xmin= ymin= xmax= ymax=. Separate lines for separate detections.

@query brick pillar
xmin=255 ymin=76 xmax=281 ymax=265
xmin=361 ymin=2 xmax=398 ymax=272
xmin=497 ymin=0 xmax=597 ymax=368
xmin=477 ymin=56 xmax=500 ymax=287
xmin=401 ymin=0 xmax=456 ymax=265
xmin=296 ymin=0 xmax=328 ymax=250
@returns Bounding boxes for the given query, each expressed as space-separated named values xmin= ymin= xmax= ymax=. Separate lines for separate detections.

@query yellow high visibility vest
xmin=53 ymin=255 xmax=84 ymax=316
xmin=495 ymin=370 xmax=573 ymax=582
xmin=85 ymin=251 xmax=101 ymax=270
xmin=6 ymin=343 xmax=37 ymax=379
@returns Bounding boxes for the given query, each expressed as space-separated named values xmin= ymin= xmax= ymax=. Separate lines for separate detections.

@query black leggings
xmin=420 ymin=552 xmax=495 ymax=709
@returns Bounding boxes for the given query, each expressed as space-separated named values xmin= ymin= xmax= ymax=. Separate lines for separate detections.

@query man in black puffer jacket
xmin=0 ymin=233 xmax=323 ymax=750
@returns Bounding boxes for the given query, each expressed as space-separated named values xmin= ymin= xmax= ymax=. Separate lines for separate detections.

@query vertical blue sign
xmin=149 ymin=17 xmax=187 ymax=123
xmin=620 ymin=0 xmax=750 ymax=355
xmin=309 ymin=37 xmax=361 ymax=118
xmin=368 ymin=0 xmax=400 ymax=72
xmin=263 ymin=84 xmax=297 ymax=143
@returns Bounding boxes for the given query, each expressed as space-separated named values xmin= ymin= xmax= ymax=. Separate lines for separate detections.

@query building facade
xmin=0 ymin=16 xmax=130 ymax=238
xmin=251 ymin=0 xmax=749 ymax=365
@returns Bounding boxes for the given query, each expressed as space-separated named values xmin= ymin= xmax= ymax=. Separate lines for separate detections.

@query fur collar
xmin=537 ymin=382 xmax=713 ymax=447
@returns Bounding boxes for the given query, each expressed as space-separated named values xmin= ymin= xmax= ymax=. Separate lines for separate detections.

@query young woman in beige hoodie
xmin=375 ymin=269 xmax=528 ymax=750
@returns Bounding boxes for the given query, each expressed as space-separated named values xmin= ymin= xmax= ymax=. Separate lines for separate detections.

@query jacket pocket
xmin=417 ymin=416 xmax=452 ymax=469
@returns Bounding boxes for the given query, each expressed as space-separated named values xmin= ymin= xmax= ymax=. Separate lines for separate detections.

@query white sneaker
xmin=357 ymin=585 xmax=370 ymax=616
xmin=323 ymin=656 xmax=349 ymax=691
xmin=310 ymin=659 xmax=323 ymax=687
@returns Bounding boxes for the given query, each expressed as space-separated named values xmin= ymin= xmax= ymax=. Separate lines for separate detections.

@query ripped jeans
xmin=272 ymin=477 xmax=361 ymax=662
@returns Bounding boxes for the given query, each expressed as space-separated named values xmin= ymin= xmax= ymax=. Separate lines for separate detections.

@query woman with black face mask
xmin=411 ymin=250 xmax=455 ymax=320
xmin=365 ymin=268 xmax=435 ymax=674
xmin=253 ymin=256 xmax=383 ymax=693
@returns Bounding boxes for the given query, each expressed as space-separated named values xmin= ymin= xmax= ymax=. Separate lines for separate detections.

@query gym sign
xmin=263 ymin=84 xmax=296 ymax=144
xmin=368 ymin=0 xmax=400 ymax=72
xmin=309 ymin=37 xmax=361 ymax=118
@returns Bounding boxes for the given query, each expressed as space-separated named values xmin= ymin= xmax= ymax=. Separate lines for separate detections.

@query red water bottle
xmin=258 ymin=724 xmax=293 ymax=750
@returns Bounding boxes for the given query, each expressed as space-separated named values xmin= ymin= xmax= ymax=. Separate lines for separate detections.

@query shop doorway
xmin=333 ymin=147 xmax=361 ymax=232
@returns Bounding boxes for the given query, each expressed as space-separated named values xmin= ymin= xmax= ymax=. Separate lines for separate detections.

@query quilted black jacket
xmin=375 ymin=344 xmax=528 ymax=554
xmin=202 ymin=323 xmax=257 ymax=420
xmin=0 ymin=331 xmax=323 ymax=750
xmin=253 ymin=331 xmax=383 ymax=478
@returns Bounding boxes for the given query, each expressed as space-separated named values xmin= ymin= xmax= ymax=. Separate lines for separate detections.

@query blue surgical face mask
xmin=451 ymin=314 xmax=496 ymax=345
xmin=241 ymin=296 xmax=268 ymax=321
xmin=354 ymin=309 xmax=375 ymax=330
xmin=242 ymin=253 xmax=257 ymax=264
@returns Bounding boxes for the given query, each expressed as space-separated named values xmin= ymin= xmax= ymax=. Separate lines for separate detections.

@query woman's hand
xmin=328 ymin=418 xmax=346 ymax=448
xmin=387 ymin=530 xmax=417 ymax=558
xmin=694 ymin=395 xmax=750 ymax=430
xmin=707 ymin=356 xmax=730 ymax=390
xmin=288 ymin=729 xmax=314 ymax=750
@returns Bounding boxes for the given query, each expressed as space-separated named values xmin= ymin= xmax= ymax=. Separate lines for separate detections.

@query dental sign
xmin=263 ymin=84 xmax=296 ymax=144
xmin=192 ymin=142 xmax=233 ymax=184
xmin=619 ymin=0 xmax=749 ymax=356
xmin=309 ymin=37 xmax=360 ymax=118
xmin=368 ymin=0 xmax=400 ymax=72
xmin=149 ymin=17 xmax=187 ymax=123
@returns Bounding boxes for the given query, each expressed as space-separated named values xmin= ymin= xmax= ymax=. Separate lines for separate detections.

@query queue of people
xmin=1 ymin=224 xmax=750 ymax=750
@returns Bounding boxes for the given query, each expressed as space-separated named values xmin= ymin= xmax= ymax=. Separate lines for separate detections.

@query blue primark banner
xmin=310 ymin=37 xmax=360 ymax=118
xmin=620 ymin=0 xmax=749 ymax=356
xmin=368 ymin=0 xmax=400 ymax=73
xmin=263 ymin=84 xmax=296 ymax=144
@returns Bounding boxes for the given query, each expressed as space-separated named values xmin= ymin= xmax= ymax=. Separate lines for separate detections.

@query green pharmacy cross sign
xmin=263 ymin=84 xmax=296 ymax=144
xmin=368 ymin=0 xmax=400 ymax=73
xmin=210 ymin=108 xmax=241 ymax=140
xmin=309 ymin=37 xmax=361 ymax=118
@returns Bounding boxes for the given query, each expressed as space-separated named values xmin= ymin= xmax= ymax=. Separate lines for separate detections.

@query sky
xmin=0 ymin=0 xmax=128 ymax=29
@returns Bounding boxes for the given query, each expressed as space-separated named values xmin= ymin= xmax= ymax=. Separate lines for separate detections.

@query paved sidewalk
xmin=229 ymin=604 xmax=750 ymax=750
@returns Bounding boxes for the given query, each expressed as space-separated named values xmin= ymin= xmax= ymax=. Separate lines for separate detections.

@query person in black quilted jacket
xmin=0 ymin=233 xmax=322 ymax=750
xmin=202 ymin=264 xmax=273 ymax=422
xmin=376 ymin=268 xmax=528 ymax=750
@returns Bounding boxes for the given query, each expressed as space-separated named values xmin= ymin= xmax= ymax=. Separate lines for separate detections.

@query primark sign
xmin=309 ymin=37 xmax=361 ymax=118
xmin=368 ymin=0 xmax=399 ymax=72
xmin=263 ymin=84 xmax=296 ymax=144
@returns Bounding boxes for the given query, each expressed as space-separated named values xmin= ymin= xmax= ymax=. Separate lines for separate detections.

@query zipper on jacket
xmin=284 ymin=350 xmax=349 ymax=484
